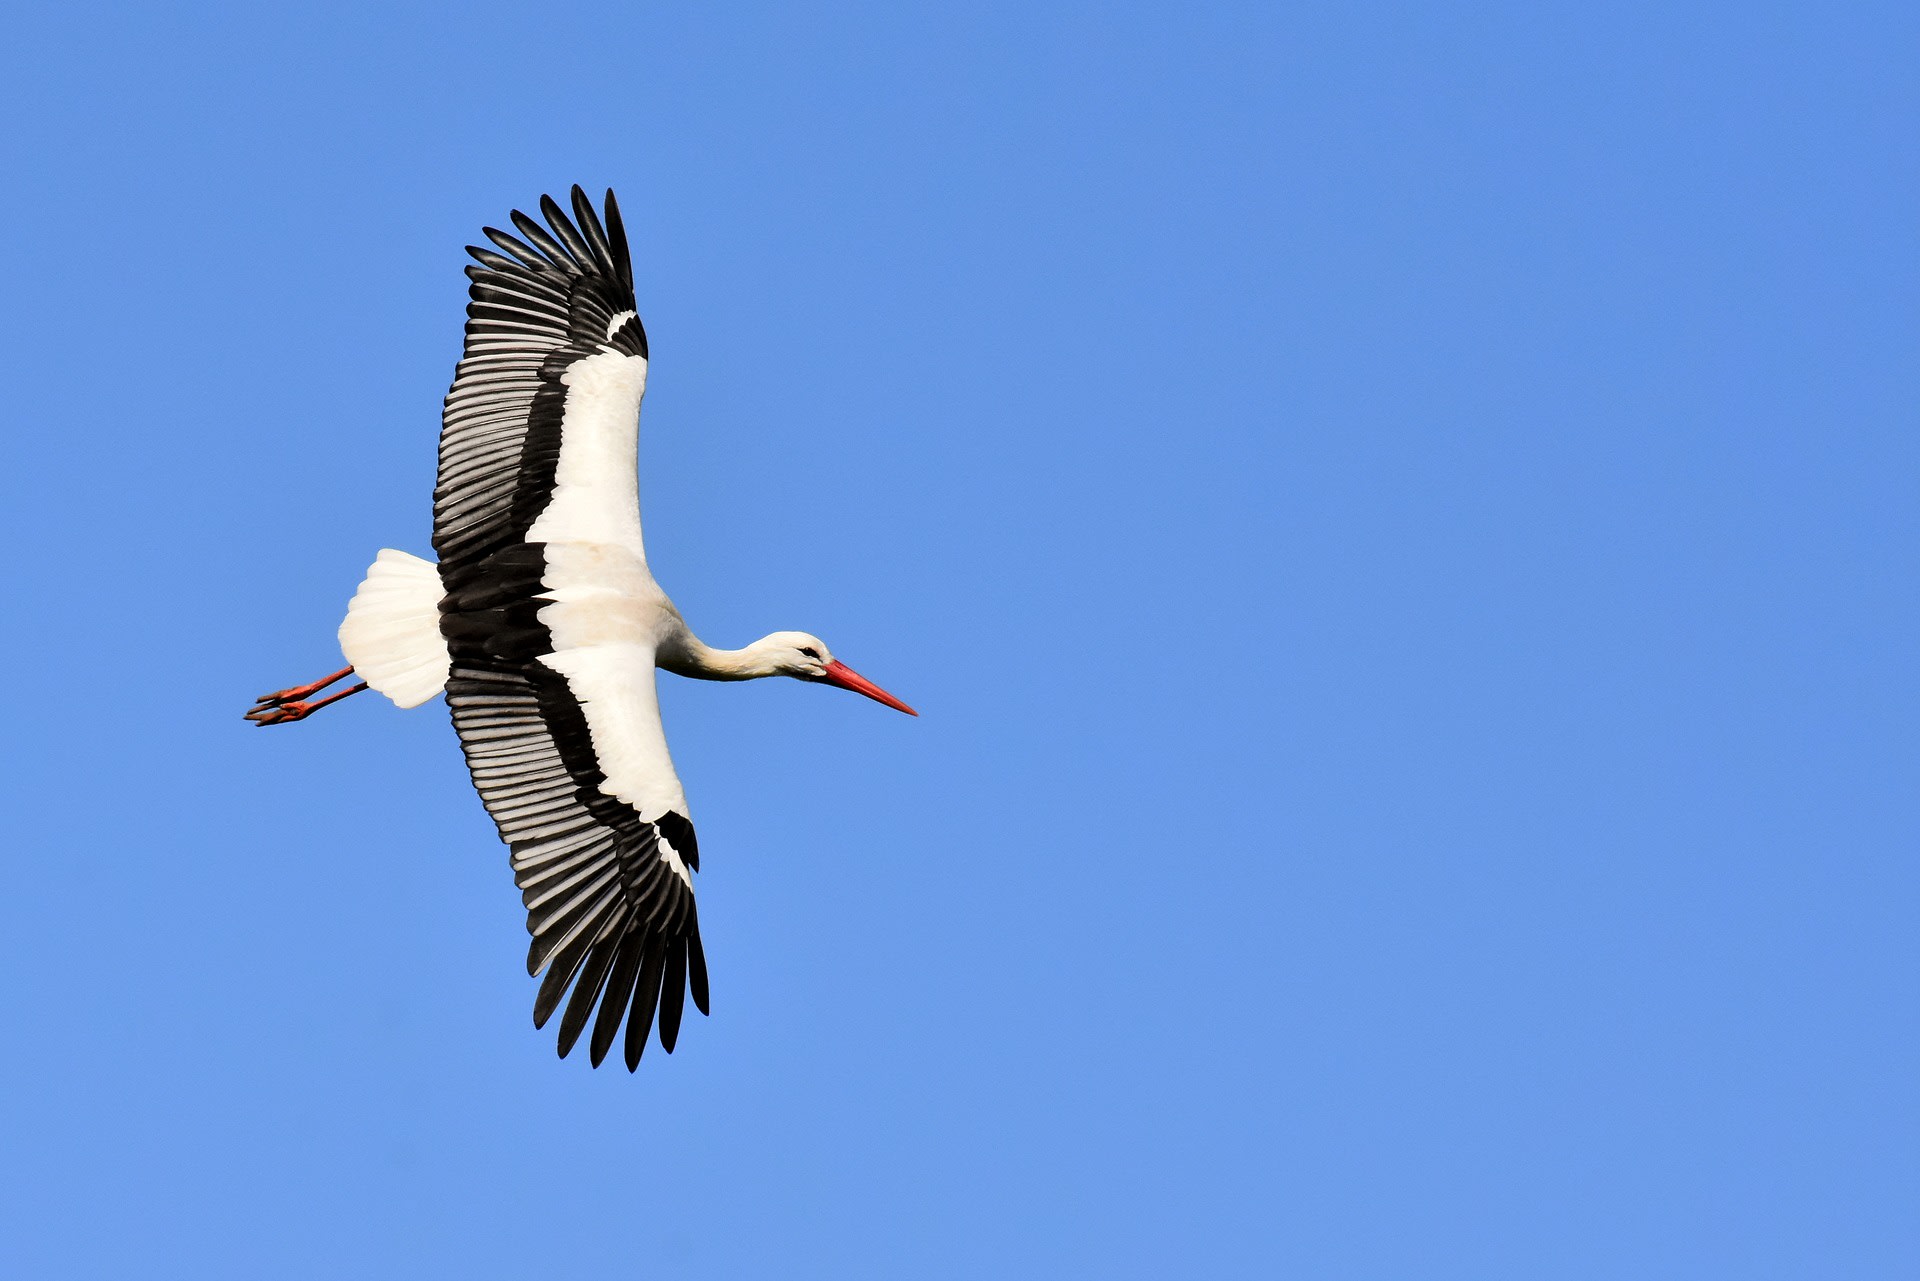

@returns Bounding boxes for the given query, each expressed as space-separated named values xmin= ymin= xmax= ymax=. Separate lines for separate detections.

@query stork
xmin=247 ymin=187 xmax=915 ymax=1071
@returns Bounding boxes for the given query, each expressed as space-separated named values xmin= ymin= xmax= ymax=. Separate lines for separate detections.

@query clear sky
xmin=2 ymin=3 xmax=1914 ymax=1277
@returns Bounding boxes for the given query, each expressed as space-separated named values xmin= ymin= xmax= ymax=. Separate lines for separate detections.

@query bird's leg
xmin=246 ymin=667 xmax=368 ymax=726
xmin=255 ymin=665 xmax=355 ymax=705
xmin=246 ymin=681 xmax=370 ymax=726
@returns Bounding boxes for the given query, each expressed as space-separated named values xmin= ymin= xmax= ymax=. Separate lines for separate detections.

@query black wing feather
xmin=688 ymin=925 xmax=710 ymax=1017
xmin=590 ymin=933 xmax=648 ymax=1067
xmin=538 ymin=193 xmax=597 ymax=270
xmin=624 ymin=940 xmax=667 ymax=1071
xmin=480 ymin=225 xmax=552 ymax=271
xmin=532 ymin=918 xmax=599 ymax=1029
xmin=569 ymin=184 xmax=618 ymax=280
xmin=556 ymin=933 xmax=623 ymax=1057
xmin=603 ymin=189 xmax=634 ymax=294
xmin=509 ymin=207 xmax=579 ymax=272
xmin=657 ymin=940 xmax=688 ymax=1053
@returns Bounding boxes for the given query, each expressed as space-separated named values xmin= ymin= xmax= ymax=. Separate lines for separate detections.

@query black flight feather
xmin=480 ymin=226 xmax=549 ymax=271
xmin=531 ymin=911 xmax=602 ymax=1024
xmin=466 ymin=246 xmax=526 ymax=273
xmin=556 ymin=932 xmax=622 ymax=1058
xmin=538 ymin=193 xmax=595 ymax=270
xmin=658 ymin=940 xmax=687 ymax=1053
xmin=624 ymin=941 xmax=667 ymax=1071
xmin=590 ymin=933 xmax=646 ymax=1067
xmin=603 ymin=189 xmax=634 ymax=293
xmin=688 ymin=927 xmax=710 ymax=1016
xmin=569 ymin=184 xmax=618 ymax=280
xmin=509 ymin=208 xmax=576 ymax=271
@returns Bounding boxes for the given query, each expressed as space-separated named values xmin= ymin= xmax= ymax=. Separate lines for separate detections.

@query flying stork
xmin=247 ymin=187 xmax=915 ymax=1071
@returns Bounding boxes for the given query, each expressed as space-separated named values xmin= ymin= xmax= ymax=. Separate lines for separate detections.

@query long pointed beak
xmin=816 ymin=660 xmax=918 ymax=716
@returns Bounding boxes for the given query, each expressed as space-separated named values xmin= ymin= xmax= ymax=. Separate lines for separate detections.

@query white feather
xmin=337 ymin=549 xmax=449 ymax=708
xmin=535 ymin=642 xmax=693 ymax=887
xmin=523 ymin=349 xmax=649 ymax=556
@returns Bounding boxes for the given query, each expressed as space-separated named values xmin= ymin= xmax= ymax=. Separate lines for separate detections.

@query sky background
xmin=2 ymin=3 xmax=1915 ymax=1277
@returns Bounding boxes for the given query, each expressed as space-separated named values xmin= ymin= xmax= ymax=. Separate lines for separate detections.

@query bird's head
xmin=754 ymin=631 xmax=917 ymax=716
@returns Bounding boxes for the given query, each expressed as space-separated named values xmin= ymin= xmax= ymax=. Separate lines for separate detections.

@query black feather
xmin=658 ymin=939 xmax=687 ymax=1053
xmin=609 ymin=314 xmax=649 ymax=359
xmin=657 ymin=877 xmax=694 ymax=940
xmin=468 ymin=297 xmax=569 ymax=326
xmin=657 ymin=811 xmax=700 ymax=873
xmin=604 ymin=189 xmax=634 ymax=293
xmin=481 ymin=226 xmax=549 ymax=271
xmin=624 ymin=862 xmax=676 ymax=933
xmin=624 ymin=941 xmax=667 ymax=1071
xmin=467 ymin=246 xmax=525 ymax=272
xmin=556 ymin=933 xmax=622 ymax=1058
xmin=539 ymin=193 xmax=595 ymax=270
xmin=527 ymin=875 xmax=620 ymax=946
xmin=510 ymin=209 xmax=577 ymax=271
xmin=531 ymin=922 xmax=599 ymax=1028
xmin=590 ymin=933 xmax=646 ymax=1067
xmin=465 ymin=267 xmax=569 ymax=303
xmin=688 ymin=925 xmax=710 ymax=1016
xmin=570 ymin=184 xmax=617 ymax=279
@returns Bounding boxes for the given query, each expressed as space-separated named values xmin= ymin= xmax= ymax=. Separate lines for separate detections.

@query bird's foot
xmin=246 ymin=699 xmax=318 ymax=726
xmin=254 ymin=667 xmax=354 ymax=705
xmin=245 ymin=668 xmax=367 ymax=727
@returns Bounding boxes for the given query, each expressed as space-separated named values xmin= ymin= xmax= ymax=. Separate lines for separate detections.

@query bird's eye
xmin=798 ymin=647 xmax=820 ymax=660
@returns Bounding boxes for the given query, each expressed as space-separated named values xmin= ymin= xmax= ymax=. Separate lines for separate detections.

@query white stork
xmin=247 ymin=187 xmax=915 ymax=1071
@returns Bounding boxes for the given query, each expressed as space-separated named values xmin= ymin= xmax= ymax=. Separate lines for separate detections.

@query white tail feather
xmin=338 ymin=549 xmax=450 ymax=709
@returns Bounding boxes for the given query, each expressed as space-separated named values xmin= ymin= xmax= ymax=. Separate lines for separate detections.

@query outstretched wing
xmin=443 ymin=650 xmax=707 ymax=1071
xmin=433 ymin=190 xmax=706 ymax=1069
xmin=433 ymin=186 xmax=650 ymax=567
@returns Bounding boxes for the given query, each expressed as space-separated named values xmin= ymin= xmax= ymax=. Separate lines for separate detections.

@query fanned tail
xmin=337 ymin=549 xmax=450 ymax=708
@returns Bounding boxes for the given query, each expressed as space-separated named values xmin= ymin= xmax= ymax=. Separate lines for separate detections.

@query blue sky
xmin=2 ymin=3 xmax=1915 ymax=1277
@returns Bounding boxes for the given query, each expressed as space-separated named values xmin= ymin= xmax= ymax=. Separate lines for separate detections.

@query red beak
xmin=816 ymin=660 xmax=918 ymax=716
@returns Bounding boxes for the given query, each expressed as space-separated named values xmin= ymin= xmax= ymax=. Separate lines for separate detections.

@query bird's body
xmin=250 ymin=188 xmax=913 ymax=1070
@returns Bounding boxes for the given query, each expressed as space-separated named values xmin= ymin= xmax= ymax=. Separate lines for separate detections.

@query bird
xmin=246 ymin=186 xmax=915 ymax=1071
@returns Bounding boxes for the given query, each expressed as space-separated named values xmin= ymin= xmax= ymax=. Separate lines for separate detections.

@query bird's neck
xmin=657 ymin=633 xmax=776 ymax=681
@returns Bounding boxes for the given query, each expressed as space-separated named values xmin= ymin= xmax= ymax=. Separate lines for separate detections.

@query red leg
xmin=246 ymin=681 xmax=369 ymax=726
xmin=246 ymin=667 xmax=368 ymax=726
xmin=255 ymin=665 xmax=355 ymax=705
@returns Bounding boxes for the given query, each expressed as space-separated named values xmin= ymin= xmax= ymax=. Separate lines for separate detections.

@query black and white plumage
xmin=249 ymin=188 xmax=916 ymax=1071
xmin=434 ymin=190 xmax=699 ymax=1071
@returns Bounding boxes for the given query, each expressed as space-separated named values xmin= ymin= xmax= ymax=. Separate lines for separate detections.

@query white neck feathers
xmin=656 ymin=633 xmax=783 ymax=681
